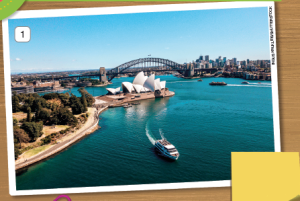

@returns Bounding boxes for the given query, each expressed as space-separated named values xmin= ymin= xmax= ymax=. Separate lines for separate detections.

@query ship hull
xmin=154 ymin=142 xmax=179 ymax=160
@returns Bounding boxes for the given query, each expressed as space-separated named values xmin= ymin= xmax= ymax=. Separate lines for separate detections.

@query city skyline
xmin=9 ymin=7 xmax=270 ymax=73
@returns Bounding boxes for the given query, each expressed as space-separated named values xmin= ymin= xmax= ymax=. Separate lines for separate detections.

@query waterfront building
xmin=113 ymin=72 xmax=166 ymax=94
xmin=106 ymin=87 xmax=121 ymax=95
xmin=33 ymin=80 xmax=61 ymax=92
xmin=11 ymin=85 xmax=34 ymax=95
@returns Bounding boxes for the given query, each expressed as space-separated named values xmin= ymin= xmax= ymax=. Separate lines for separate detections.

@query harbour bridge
xmin=42 ymin=57 xmax=217 ymax=82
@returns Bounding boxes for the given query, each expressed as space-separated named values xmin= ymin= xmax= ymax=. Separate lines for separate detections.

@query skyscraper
xmin=223 ymin=57 xmax=227 ymax=63
xmin=205 ymin=55 xmax=209 ymax=61
xmin=233 ymin=58 xmax=237 ymax=65
xmin=199 ymin=55 xmax=203 ymax=61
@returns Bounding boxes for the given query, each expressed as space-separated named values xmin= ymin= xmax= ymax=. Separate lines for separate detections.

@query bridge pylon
xmin=99 ymin=67 xmax=108 ymax=83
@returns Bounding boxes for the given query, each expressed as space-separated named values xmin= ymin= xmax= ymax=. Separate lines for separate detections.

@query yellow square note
xmin=232 ymin=152 xmax=300 ymax=201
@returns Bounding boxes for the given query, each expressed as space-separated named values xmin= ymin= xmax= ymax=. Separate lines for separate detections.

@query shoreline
xmin=15 ymin=89 xmax=175 ymax=170
xmin=15 ymin=106 xmax=108 ymax=171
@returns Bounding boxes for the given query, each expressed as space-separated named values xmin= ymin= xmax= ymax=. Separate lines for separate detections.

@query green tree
xmin=26 ymin=107 xmax=31 ymax=122
xmin=35 ymin=102 xmax=42 ymax=121
xmin=51 ymin=107 xmax=78 ymax=126
xmin=58 ymin=93 xmax=70 ymax=106
xmin=14 ymin=126 xmax=30 ymax=147
xmin=21 ymin=121 xmax=43 ymax=141
xmin=69 ymin=94 xmax=84 ymax=114
xmin=78 ymin=88 xmax=95 ymax=107
xmin=13 ymin=118 xmax=18 ymax=126
xmin=25 ymin=96 xmax=34 ymax=109
xmin=43 ymin=93 xmax=59 ymax=100
xmin=14 ymin=145 xmax=21 ymax=160
xmin=37 ymin=109 xmax=50 ymax=124
xmin=12 ymin=94 xmax=20 ymax=113
xmin=81 ymin=94 xmax=88 ymax=112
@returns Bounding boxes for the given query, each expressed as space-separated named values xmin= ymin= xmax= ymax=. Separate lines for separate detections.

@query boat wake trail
xmin=159 ymin=129 xmax=166 ymax=140
xmin=146 ymin=122 xmax=156 ymax=145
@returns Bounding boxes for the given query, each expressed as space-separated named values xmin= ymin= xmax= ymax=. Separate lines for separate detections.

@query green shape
xmin=0 ymin=0 xmax=25 ymax=20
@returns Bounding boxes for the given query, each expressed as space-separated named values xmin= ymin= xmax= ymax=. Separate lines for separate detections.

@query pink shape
xmin=54 ymin=195 xmax=72 ymax=201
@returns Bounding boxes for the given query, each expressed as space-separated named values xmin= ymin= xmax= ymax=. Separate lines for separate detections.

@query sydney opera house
xmin=94 ymin=71 xmax=174 ymax=106
xmin=106 ymin=72 xmax=167 ymax=95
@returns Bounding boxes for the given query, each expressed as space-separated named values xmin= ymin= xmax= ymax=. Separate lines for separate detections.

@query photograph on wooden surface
xmin=2 ymin=2 xmax=280 ymax=196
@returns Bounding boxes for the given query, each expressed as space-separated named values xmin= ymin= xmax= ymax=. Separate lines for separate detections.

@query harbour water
xmin=16 ymin=76 xmax=274 ymax=190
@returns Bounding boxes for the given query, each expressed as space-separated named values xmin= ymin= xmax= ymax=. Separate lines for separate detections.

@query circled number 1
xmin=21 ymin=31 xmax=24 ymax=38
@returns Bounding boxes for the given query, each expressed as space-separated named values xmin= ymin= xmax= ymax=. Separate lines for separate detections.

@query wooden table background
xmin=0 ymin=0 xmax=299 ymax=200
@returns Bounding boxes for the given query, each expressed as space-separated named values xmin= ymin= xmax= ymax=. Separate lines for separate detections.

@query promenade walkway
xmin=15 ymin=106 xmax=108 ymax=170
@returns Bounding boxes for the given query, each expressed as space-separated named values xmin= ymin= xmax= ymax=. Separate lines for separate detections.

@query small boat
xmin=209 ymin=81 xmax=227 ymax=86
xmin=155 ymin=139 xmax=179 ymax=160
xmin=123 ymin=103 xmax=132 ymax=108
xmin=241 ymin=81 xmax=249 ymax=84
xmin=198 ymin=79 xmax=203 ymax=82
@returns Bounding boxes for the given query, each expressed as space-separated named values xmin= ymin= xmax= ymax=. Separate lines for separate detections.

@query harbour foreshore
xmin=95 ymin=88 xmax=175 ymax=108
xmin=15 ymin=106 xmax=108 ymax=171
xmin=15 ymin=89 xmax=175 ymax=170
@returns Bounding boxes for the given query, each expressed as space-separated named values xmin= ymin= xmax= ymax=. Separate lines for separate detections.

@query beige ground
xmin=21 ymin=125 xmax=69 ymax=148
xmin=16 ymin=107 xmax=96 ymax=163
xmin=42 ymin=125 xmax=69 ymax=136
xmin=12 ymin=112 xmax=28 ymax=121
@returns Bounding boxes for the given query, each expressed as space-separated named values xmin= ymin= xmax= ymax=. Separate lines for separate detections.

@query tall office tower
xmin=199 ymin=55 xmax=203 ymax=61
xmin=223 ymin=57 xmax=227 ymax=63
xmin=205 ymin=55 xmax=209 ymax=61
xmin=247 ymin=59 xmax=250 ymax=64
xmin=233 ymin=58 xmax=237 ymax=65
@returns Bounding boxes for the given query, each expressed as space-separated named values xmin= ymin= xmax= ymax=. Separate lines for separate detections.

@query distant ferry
xmin=198 ymin=79 xmax=203 ymax=82
xmin=209 ymin=81 xmax=227 ymax=86
xmin=241 ymin=81 xmax=249 ymax=84
xmin=155 ymin=139 xmax=179 ymax=160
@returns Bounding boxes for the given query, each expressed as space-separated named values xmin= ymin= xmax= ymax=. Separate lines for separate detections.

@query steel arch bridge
xmin=106 ymin=57 xmax=186 ymax=81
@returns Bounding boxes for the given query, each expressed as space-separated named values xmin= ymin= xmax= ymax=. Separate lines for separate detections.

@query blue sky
xmin=9 ymin=7 xmax=270 ymax=74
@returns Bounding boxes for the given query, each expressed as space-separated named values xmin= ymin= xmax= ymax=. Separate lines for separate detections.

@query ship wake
xmin=146 ymin=122 xmax=156 ymax=145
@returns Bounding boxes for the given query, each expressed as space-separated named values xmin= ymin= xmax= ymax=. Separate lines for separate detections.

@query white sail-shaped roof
xmin=106 ymin=87 xmax=120 ymax=95
xmin=133 ymin=84 xmax=144 ymax=93
xmin=144 ymin=87 xmax=151 ymax=92
xmin=155 ymin=78 xmax=161 ymax=91
xmin=143 ymin=74 xmax=155 ymax=92
xmin=122 ymin=82 xmax=133 ymax=93
xmin=160 ymin=81 xmax=166 ymax=89
xmin=133 ymin=71 xmax=146 ymax=86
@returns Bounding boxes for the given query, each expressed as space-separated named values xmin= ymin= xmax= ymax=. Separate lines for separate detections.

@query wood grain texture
xmin=0 ymin=1 xmax=299 ymax=200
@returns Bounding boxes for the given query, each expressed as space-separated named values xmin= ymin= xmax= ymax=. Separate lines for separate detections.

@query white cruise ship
xmin=155 ymin=139 xmax=179 ymax=160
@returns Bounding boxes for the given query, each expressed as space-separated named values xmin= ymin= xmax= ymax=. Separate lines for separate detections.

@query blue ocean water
xmin=16 ymin=76 xmax=274 ymax=190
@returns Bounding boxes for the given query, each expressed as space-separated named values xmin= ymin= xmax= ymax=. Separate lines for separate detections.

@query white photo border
xmin=3 ymin=1 xmax=280 ymax=196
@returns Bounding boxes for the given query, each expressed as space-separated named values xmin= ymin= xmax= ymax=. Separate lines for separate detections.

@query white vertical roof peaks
xmin=133 ymin=71 xmax=146 ymax=86
xmin=121 ymin=72 xmax=166 ymax=93
xmin=155 ymin=78 xmax=161 ymax=91
xmin=143 ymin=74 xmax=155 ymax=92
xmin=122 ymin=82 xmax=133 ymax=93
